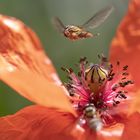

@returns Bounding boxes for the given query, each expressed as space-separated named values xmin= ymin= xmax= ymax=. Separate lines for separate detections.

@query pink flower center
xmin=62 ymin=55 xmax=133 ymax=131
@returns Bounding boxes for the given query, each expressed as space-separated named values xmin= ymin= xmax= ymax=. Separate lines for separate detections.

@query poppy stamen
xmin=62 ymin=56 xmax=133 ymax=130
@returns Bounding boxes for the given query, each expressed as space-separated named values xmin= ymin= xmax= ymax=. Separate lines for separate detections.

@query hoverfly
xmin=52 ymin=5 xmax=114 ymax=40
xmin=78 ymin=103 xmax=103 ymax=131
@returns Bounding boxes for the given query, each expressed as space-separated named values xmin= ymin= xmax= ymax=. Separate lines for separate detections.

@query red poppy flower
xmin=0 ymin=0 xmax=140 ymax=140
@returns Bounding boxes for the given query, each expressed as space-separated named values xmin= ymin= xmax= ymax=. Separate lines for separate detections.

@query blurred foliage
xmin=0 ymin=0 xmax=129 ymax=116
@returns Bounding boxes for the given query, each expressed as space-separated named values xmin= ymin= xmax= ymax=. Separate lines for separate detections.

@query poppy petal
xmin=0 ymin=15 xmax=74 ymax=114
xmin=109 ymin=0 xmax=140 ymax=88
xmin=0 ymin=105 xmax=90 ymax=140
xmin=128 ymin=90 xmax=140 ymax=114
xmin=97 ymin=113 xmax=140 ymax=140
xmin=121 ymin=112 xmax=140 ymax=140
xmin=97 ymin=123 xmax=124 ymax=140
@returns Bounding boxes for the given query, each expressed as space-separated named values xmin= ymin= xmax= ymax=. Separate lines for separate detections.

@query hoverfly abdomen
xmin=88 ymin=118 xmax=103 ymax=131
xmin=78 ymin=31 xmax=93 ymax=38
xmin=84 ymin=103 xmax=103 ymax=131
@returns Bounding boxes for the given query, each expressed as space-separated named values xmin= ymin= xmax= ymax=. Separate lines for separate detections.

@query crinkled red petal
xmin=109 ymin=0 xmax=140 ymax=88
xmin=1 ymin=105 xmax=139 ymax=140
xmin=0 ymin=105 xmax=84 ymax=140
xmin=109 ymin=0 xmax=140 ymax=115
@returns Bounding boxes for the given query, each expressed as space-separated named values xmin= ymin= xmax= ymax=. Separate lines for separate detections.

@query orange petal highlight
xmin=0 ymin=105 xmax=89 ymax=140
xmin=0 ymin=15 xmax=74 ymax=114
xmin=109 ymin=0 xmax=140 ymax=88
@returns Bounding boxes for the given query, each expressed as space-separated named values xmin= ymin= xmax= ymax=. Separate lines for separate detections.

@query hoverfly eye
xmin=64 ymin=30 xmax=70 ymax=37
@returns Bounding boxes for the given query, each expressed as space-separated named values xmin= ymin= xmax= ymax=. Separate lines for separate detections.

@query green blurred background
xmin=0 ymin=0 xmax=129 ymax=116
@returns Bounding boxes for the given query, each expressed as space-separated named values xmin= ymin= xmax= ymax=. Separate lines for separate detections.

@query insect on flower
xmin=83 ymin=103 xmax=103 ymax=131
xmin=52 ymin=5 xmax=114 ymax=40
xmin=0 ymin=0 xmax=140 ymax=139
xmin=62 ymin=55 xmax=134 ymax=131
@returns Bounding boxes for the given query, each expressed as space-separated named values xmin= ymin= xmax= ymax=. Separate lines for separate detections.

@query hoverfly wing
xmin=52 ymin=17 xmax=65 ymax=33
xmin=82 ymin=5 xmax=114 ymax=29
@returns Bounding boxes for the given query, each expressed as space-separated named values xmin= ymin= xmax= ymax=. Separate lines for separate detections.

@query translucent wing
xmin=52 ymin=17 xmax=65 ymax=33
xmin=82 ymin=5 xmax=114 ymax=29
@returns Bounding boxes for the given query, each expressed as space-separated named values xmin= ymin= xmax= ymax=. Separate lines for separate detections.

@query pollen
xmin=62 ymin=55 xmax=134 ymax=131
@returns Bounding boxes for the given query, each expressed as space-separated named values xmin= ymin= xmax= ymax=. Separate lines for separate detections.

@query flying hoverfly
xmin=52 ymin=5 xmax=114 ymax=40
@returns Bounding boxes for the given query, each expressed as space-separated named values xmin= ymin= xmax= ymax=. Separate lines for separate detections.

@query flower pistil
xmin=62 ymin=55 xmax=133 ymax=131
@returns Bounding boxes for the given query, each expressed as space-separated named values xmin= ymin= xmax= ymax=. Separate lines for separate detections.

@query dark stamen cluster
xmin=123 ymin=65 xmax=128 ymax=70
xmin=116 ymin=91 xmax=127 ymax=99
xmin=107 ymin=68 xmax=115 ymax=81
xmin=98 ymin=54 xmax=108 ymax=64
xmin=119 ymin=80 xmax=133 ymax=87
xmin=112 ymin=84 xmax=119 ymax=91
xmin=109 ymin=62 xmax=134 ymax=106
xmin=62 ymin=56 xmax=134 ymax=128
xmin=79 ymin=57 xmax=87 ymax=63
xmin=61 ymin=67 xmax=73 ymax=74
